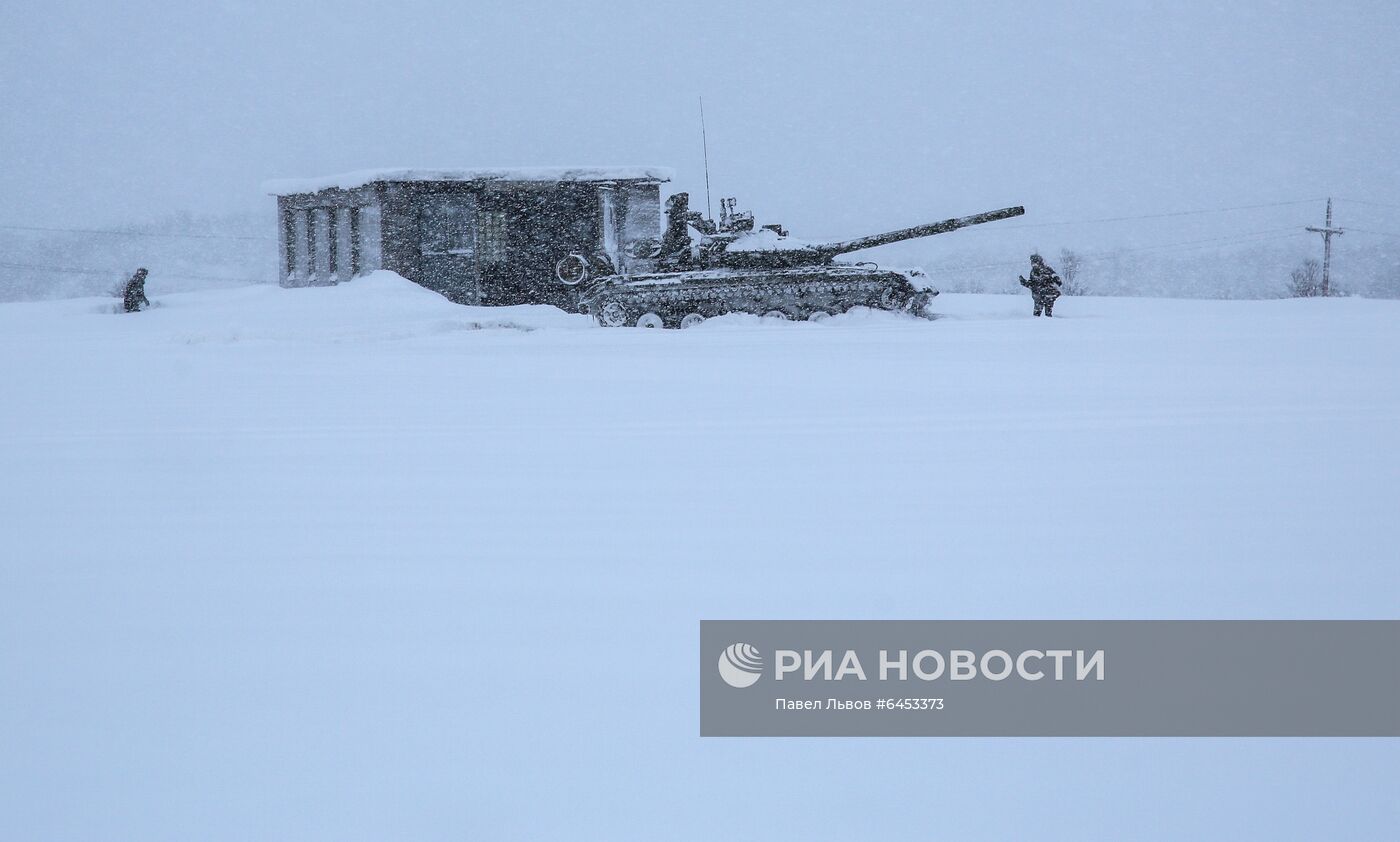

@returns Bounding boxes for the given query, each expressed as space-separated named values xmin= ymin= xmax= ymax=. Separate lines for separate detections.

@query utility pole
xmin=1306 ymin=198 xmax=1344 ymax=296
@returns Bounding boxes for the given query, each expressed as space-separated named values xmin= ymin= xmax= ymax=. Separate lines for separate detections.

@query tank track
xmin=579 ymin=267 xmax=935 ymax=328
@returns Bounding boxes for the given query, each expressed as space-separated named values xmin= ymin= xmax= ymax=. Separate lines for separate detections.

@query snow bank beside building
xmin=1 ymin=270 xmax=593 ymax=343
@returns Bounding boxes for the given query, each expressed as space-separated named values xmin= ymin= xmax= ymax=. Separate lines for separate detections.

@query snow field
xmin=2 ymin=272 xmax=1397 ymax=840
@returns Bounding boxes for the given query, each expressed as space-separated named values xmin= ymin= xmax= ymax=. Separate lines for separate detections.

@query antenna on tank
xmin=699 ymin=96 xmax=713 ymax=221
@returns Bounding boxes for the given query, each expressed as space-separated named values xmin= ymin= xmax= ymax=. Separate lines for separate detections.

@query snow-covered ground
xmin=3 ymin=273 xmax=1397 ymax=840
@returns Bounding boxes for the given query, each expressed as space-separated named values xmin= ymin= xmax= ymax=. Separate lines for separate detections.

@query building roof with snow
xmin=263 ymin=166 xmax=673 ymax=196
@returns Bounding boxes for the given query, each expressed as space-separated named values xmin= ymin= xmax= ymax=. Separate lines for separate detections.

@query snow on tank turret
xmin=554 ymin=193 xmax=1025 ymax=328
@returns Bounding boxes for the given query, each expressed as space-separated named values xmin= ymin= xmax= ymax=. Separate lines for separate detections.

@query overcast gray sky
xmin=4 ymin=0 xmax=1398 ymax=249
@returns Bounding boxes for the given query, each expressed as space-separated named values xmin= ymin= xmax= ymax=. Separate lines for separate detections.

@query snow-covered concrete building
xmin=263 ymin=167 xmax=672 ymax=307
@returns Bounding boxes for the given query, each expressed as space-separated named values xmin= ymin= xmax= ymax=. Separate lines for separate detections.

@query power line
xmin=953 ymin=198 xmax=1327 ymax=232
xmin=1348 ymin=228 xmax=1400 ymax=240
xmin=923 ymin=229 xmax=1308 ymax=275
xmin=0 ymin=198 xmax=1355 ymax=244
xmin=0 ymin=198 xmax=1368 ymax=242
xmin=1335 ymin=198 xmax=1400 ymax=212
xmin=1111 ymin=228 xmax=1304 ymax=254
xmin=0 ymin=223 xmax=273 ymax=242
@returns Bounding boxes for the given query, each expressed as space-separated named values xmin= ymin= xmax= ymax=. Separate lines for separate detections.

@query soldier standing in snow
xmin=122 ymin=268 xmax=150 ymax=313
xmin=1018 ymin=254 xmax=1062 ymax=317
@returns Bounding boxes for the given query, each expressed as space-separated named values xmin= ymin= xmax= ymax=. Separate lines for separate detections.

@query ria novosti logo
xmin=717 ymin=643 xmax=764 ymax=688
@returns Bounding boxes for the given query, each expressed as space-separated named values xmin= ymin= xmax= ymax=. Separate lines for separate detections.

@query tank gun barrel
xmin=816 ymin=205 xmax=1025 ymax=259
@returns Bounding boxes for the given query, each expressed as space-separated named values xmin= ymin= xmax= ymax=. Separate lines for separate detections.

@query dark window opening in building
xmin=479 ymin=211 xmax=508 ymax=264
xmin=349 ymin=207 xmax=362 ymax=275
xmin=304 ymin=209 xmax=316 ymax=281
xmin=419 ymin=197 xmax=476 ymax=256
xmin=327 ymin=208 xmax=339 ymax=278
xmin=282 ymin=209 xmax=296 ymax=277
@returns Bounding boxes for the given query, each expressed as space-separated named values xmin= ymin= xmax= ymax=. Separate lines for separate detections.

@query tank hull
xmin=578 ymin=265 xmax=937 ymax=328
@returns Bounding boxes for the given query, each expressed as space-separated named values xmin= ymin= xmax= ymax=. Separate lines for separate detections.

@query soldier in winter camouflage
xmin=1019 ymin=254 xmax=1062 ymax=317
xmin=122 ymin=268 xmax=150 ymax=313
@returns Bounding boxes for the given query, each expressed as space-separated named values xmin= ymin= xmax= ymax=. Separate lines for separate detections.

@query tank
xmin=554 ymin=193 xmax=1025 ymax=328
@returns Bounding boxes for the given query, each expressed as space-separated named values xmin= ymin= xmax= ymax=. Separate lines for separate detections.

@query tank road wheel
xmin=680 ymin=313 xmax=706 ymax=329
xmin=807 ymin=311 xmax=831 ymax=323
xmin=762 ymin=310 xmax=790 ymax=321
xmin=599 ymin=300 xmax=629 ymax=328
xmin=636 ymin=312 xmax=665 ymax=329
xmin=878 ymin=286 xmax=909 ymax=311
